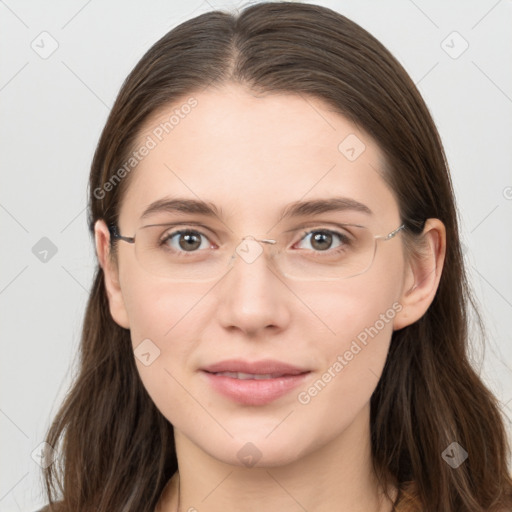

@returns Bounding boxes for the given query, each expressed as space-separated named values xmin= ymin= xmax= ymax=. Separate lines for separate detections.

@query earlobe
xmin=393 ymin=219 xmax=446 ymax=331
xmin=94 ymin=219 xmax=130 ymax=329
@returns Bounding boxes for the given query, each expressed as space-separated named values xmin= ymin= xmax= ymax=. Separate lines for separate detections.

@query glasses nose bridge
xmin=247 ymin=235 xmax=277 ymax=245
xmin=237 ymin=234 xmax=278 ymax=247
xmin=228 ymin=234 xmax=280 ymax=271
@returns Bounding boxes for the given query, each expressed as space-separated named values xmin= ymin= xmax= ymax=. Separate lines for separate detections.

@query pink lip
xmin=200 ymin=358 xmax=309 ymax=375
xmin=200 ymin=358 xmax=311 ymax=406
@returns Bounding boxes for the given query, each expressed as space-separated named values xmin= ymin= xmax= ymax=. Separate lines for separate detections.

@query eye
xmin=295 ymin=229 xmax=351 ymax=252
xmin=160 ymin=229 xmax=212 ymax=253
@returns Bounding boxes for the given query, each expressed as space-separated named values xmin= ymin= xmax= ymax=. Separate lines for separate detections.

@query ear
xmin=94 ymin=219 xmax=130 ymax=329
xmin=393 ymin=218 xmax=446 ymax=330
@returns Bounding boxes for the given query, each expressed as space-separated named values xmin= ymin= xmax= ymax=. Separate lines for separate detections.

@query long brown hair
xmin=41 ymin=2 xmax=512 ymax=510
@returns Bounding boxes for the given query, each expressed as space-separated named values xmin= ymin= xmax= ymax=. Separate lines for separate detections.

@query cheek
xmin=292 ymin=297 xmax=398 ymax=448
xmin=122 ymin=274 xmax=208 ymax=343
xmin=301 ymin=262 xmax=402 ymax=346
xmin=119 ymin=276 xmax=211 ymax=403
xmin=295 ymin=268 xmax=402 ymax=406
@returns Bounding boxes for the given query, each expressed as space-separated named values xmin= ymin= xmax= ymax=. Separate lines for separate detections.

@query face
xmin=97 ymin=83 xmax=423 ymax=468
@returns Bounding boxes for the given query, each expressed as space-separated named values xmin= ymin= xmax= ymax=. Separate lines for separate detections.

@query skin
xmin=95 ymin=83 xmax=446 ymax=512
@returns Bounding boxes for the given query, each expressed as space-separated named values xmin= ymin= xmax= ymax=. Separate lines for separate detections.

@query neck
xmin=157 ymin=404 xmax=397 ymax=512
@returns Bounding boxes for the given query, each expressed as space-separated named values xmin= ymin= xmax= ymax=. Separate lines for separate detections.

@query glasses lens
xmin=134 ymin=224 xmax=228 ymax=282
xmin=133 ymin=224 xmax=378 ymax=282
xmin=275 ymin=225 xmax=376 ymax=281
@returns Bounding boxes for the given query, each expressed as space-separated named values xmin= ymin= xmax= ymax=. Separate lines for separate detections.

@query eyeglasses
xmin=108 ymin=221 xmax=405 ymax=282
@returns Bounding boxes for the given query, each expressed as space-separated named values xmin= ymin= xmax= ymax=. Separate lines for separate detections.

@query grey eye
xmin=296 ymin=230 xmax=349 ymax=252
xmin=161 ymin=230 xmax=210 ymax=252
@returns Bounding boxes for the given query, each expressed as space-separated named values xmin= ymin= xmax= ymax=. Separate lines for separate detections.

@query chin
xmin=198 ymin=429 xmax=313 ymax=469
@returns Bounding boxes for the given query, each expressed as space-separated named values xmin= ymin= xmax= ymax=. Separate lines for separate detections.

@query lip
xmin=200 ymin=358 xmax=311 ymax=406
xmin=200 ymin=358 xmax=309 ymax=376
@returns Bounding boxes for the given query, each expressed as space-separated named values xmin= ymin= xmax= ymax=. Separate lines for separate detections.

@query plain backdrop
xmin=1 ymin=0 xmax=511 ymax=510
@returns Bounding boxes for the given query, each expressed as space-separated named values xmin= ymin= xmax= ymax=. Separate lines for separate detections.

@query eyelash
xmin=158 ymin=227 xmax=354 ymax=254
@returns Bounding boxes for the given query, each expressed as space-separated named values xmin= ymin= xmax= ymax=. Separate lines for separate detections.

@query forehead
xmin=119 ymin=83 xmax=398 ymax=230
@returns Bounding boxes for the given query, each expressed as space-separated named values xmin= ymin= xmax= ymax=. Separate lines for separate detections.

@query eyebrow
xmin=140 ymin=196 xmax=373 ymax=221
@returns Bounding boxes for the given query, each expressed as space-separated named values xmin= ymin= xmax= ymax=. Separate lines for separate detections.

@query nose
xmin=214 ymin=236 xmax=291 ymax=336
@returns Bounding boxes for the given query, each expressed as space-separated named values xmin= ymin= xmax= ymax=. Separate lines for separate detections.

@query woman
xmin=39 ymin=2 xmax=512 ymax=511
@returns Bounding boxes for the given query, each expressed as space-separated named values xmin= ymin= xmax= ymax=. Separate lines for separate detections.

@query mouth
xmin=206 ymin=371 xmax=307 ymax=379
xmin=201 ymin=369 xmax=311 ymax=406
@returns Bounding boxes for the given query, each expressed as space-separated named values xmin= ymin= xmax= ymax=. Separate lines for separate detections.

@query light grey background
xmin=1 ymin=0 xmax=511 ymax=510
